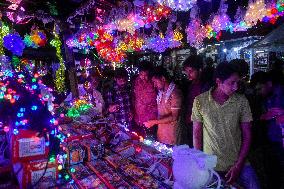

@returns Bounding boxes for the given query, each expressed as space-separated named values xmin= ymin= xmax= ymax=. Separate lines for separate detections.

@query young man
xmin=104 ymin=68 xmax=133 ymax=128
xmin=178 ymin=55 xmax=212 ymax=146
xmin=143 ymin=68 xmax=181 ymax=145
xmin=132 ymin=62 xmax=157 ymax=137
xmin=191 ymin=63 xmax=260 ymax=188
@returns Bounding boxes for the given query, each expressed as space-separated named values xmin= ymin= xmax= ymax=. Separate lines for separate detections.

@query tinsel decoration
xmin=3 ymin=33 xmax=25 ymax=56
xmin=50 ymin=28 xmax=65 ymax=93
xmin=244 ymin=0 xmax=266 ymax=27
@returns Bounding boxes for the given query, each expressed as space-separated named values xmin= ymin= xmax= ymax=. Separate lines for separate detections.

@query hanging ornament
xmin=210 ymin=0 xmax=231 ymax=33
xmin=173 ymin=29 xmax=183 ymax=42
xmin=155 ymin=0 xmax=197 ymax=12
xmin=233 ymin=7 xmax=248 ymax=31
xmin=186 ymin=6 xmax=206 ymax=48
xmin=6 ymin=6 xmax=33 ymax=24
xmin=244 ymin=0 xmax=266 ymax=27
xmin=3 ymin=33 xmax=25 ymax=56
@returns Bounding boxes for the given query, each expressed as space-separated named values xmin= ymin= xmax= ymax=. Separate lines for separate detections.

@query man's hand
xmin=225 ymin=164 xmax=242 ymax=185
xmin=143 ymin=120 xmax=157 ymax=128
xmin=108 ymin=104 xmax=119 ymax=113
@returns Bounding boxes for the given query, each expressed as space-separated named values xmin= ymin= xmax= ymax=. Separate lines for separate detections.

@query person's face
xmin=184 ymin=66 xmax=199 ymax=81
xmin=138 ymin=71 xmax=149 ymax=81
xmin=255 ymin=81 xmax=273 ymax=97
xmin=152 ymin=77 xmax=164 ymax=90
xmin=115 ymin=77 xmax=127 ymax=87
xmin=217 ymin=73 xmax=240 ymax=96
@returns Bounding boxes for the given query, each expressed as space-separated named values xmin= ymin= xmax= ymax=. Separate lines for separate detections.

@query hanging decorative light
xmin=244 ymin=0 xmax=266 ymax=27
xmin=155 ymin=0 xmax=197 ymax=12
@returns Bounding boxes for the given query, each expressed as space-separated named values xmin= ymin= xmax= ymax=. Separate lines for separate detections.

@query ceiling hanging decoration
xmin=66 ymin=28 xmax=99 ymax=50
xmin=94 ymin=29 xmax=126 ymax=63
xmin=3 ymin=33 xmax=25 ymax=56
xmin=244 ymin=0 xmax=266 ymax=27
xmin=186 ymin=6 xmax=206 ymax=48
xmin=6 ymin=2 xmax=33 ymax=25
xmin=155 ymin=0 xmax=197 ymax=12
xmin=168 ymin=22 xmax=183 ymax=49
xmin=116 ymin=34 xmax=145 ymax=52
xmin=144 ymin=22 xmax=182 ymax=53
xmin=24 ymin=27 xmax=47 ymax=48
xmin=104 ymin=1 xmax=171 ymax=33
xmin=262 ymin=0 xmax=284 ymax=24
xmin=233 ymin=7 xmax=248 ymax=31
xmin=210 ymin=0 xmax=232 ymax=34
xmin=67 ymin=0 xmax=97 ymax=25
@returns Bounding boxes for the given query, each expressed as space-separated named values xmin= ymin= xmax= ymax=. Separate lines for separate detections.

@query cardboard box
xmin=81 ymin=139 xmax=104 ymax=161
xmin=11 ymin=129 xmax=48 ymax=163
xmin=65 ymin=142 xmax=85 ymax=165
xmin=13 ymin=158 xmax=58 ymax=189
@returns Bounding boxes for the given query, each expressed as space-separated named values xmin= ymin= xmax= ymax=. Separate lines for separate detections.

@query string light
xmin=50 ymin=27 xmax=66 ymax=93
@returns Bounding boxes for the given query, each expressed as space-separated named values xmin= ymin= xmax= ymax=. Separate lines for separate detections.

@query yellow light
xmin=173 ymin=30 xmax=183 ymax=41
xmin=58 ymin=165 xmax=63 ymax=170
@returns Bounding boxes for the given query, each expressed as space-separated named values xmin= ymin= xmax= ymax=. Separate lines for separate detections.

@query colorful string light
xmin=24 ymin=29 xmax=47 ymax=48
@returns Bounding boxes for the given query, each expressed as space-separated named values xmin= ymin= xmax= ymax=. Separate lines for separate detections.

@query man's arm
xmin=144 ymin=108 xmax=180 ymax=128
xmin=156 ymin=108 xmax=180 ymax=124
xmin=193 ymin=121 xmax=203 ymax=150
xmin=225 ymin=122 xmax=251 ymax=184
xmin=236 ymin=122 xmax=251 ymax=166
